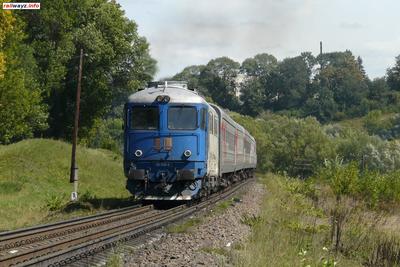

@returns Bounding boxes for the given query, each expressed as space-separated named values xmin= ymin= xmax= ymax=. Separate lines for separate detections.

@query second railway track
xmin=0 ymin=178 xmax=252 ymax=267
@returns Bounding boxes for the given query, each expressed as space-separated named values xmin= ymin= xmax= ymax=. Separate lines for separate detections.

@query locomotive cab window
xmin=131 ymin=106 xmax=159 ymax=130
xmin=168 ymin=106 xmax=197 ymax=130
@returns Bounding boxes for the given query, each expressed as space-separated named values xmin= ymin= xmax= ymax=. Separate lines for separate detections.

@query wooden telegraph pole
xmin=70 ymin=48 xmax=84 ymax=201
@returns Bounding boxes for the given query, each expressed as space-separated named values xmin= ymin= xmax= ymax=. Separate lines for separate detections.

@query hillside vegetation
xmin=230 ymin=112 xmax=400 ymax=266
xmin=0 ymin=139 xmax=130 ymax=230
xmin=236 ymin=174 xmax=400 ymax=267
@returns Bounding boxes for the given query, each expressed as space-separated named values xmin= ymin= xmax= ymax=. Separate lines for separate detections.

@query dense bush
xmin=232 ymin=112 xmax=335 ymax=176
xmin=233 ymin=112 xmax=400 ymax=178
xmin=323 ymin=123 xmax=400 ymax=172
xmin=82 ymin=118 xmax=124 ymax=154
xmin=363 ymin=111 xmax=400 ymax=140
xmin=231 ymin=113 xmax=273 ymax=172
xmin=319 ymin=159 xmax=400 ymax=207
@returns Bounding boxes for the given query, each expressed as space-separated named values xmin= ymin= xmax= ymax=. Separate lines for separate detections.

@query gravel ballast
xmin=123 ymin=181 xmax=265 ymax=267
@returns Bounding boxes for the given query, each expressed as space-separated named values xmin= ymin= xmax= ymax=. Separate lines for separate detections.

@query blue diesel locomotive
xmin=123 ymin=81 xmax=256 ymax=200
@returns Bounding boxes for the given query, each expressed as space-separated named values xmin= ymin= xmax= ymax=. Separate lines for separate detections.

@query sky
xmin=117 ymin=0 xmax=400 ymax=80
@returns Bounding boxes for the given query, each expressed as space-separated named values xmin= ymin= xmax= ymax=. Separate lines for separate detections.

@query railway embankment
xmin=121 ymin=181 xmax=265 ymax=266
xmin=0 ymin=139 xmax=131 ymax=230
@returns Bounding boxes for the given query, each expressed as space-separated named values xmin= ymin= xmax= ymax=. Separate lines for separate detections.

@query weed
xmin=0 ymin=181 xmax=23 ymax=194
xmin=286 ymin=177 xmax=318 ymax=201
xmin=44 ymin=193 xmax=67 ymax=211
xmin=213 ymin=198 xmax=235 ymax=214
xmin=235 ymin=174 xmax=359 ymax=267
xmin=367 ymin=237 xmax=400 ymax=267
xmin=240 ymin=214 xmax=262 ymax=227
xmin=106 ymin=253 xmax=123 ymax=267
xmin=167 ymin=218 xmax=202 ymax=233
xmin=79 ymin=190 xmax=97 ymax=202
xmin=201 ymin=247 xmax=230 ymax=257
xmin=285 ymin=220 xmax=326 ymax=234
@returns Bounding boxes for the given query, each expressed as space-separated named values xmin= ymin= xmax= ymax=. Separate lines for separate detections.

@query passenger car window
xmin=131 ymin=106 xmax=159 ymax=130
xmin=168 ymin=106 xmax=197 ymax=130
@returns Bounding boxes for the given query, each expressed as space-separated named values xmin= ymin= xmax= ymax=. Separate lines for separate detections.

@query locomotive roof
xmin=128 ymin=85 xmax=208 ymax=105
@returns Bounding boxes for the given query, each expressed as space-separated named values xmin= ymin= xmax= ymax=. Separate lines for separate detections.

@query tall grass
xmin=235 ymin=174 xmax=355 ymax=267
xmin=235 ymin=173 xmax=400 ymax=266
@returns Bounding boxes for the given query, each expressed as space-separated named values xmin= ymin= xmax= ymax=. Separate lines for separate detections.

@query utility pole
xmin=70 ymin=48 xmax=84 ymax=201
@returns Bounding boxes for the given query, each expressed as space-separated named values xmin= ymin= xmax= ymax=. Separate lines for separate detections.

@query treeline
xmin=172 ymin=52 xmax=400 ymax=122
xmin=232 ymin=112 xmax=400 ymax=205
xmin=0 ymin=0 xmax=156 ymax=145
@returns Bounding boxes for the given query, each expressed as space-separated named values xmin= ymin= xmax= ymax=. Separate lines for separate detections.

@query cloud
xmin=120 ymin=0 xmax=399 ymax=79
xmin=339 ymin=22 xmax=364 ymax=29
xmin=145 ymin=0 xmax=314 ymax=78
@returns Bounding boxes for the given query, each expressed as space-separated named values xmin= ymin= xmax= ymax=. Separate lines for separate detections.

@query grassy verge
xmin=0 ymin=139 xmax=131 ymax=230
xmin=236 ymin=173 xmax=400 ymax=266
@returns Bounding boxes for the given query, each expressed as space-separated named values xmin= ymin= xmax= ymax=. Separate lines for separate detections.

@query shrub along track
xmin=0 ymin=178 xmax=252 ymax=267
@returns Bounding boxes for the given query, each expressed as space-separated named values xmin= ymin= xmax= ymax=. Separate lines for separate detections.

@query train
xmin=123 ymin=81 xmax=257 ymax=201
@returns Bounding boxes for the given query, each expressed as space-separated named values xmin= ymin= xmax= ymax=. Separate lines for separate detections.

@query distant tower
xmin=320 ymin=41 xmax=323 ymax=56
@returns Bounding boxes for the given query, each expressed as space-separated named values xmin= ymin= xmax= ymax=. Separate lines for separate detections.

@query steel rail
xmin=0 ymin=204 xmax=149 ymax=251
xmin=0 ymin=178 xmax=251 ymax=267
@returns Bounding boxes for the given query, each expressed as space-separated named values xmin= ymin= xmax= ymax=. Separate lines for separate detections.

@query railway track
xmin=0 ymin=179 xmax=251 ymax=267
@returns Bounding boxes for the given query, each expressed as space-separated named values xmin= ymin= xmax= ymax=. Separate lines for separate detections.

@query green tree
xmin=20 ymin=0 xmax=156 ymax=139
xmin=0 ymin=13 xmax=47 ymax=144
xmin=172 ymin=65 xmax=207 ymax=95
xmin=366 ymin=77 xmax=391 ymax=108
xmin=240 ymin=78 xmax=265 ymax=116
xmin=0 ymin=8 xmax=15 ymax=79
xmin=239 ymin=53 xmax=278 ymax=116
xmin=241 ymin=53 xmax=277 ymax=77
xmin=272 ymin=54 xmax=314 ymax=111
xmin=387 ymin=55 xmax=400 ymax=91
xmin=302 ymin=86 xmax=338 ymax=122
xmin=240 ymin=54 xmax=278 ymax=116
xmin=199 ymin=57 xmax=240 ymax=111
xmin=316 ymin=51 xmax=368 ymax=117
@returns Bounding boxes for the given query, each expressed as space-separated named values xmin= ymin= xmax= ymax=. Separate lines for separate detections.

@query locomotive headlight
xmin=162 ymin=95 xmax=170 ymax=103
xmin=183 ymin=150 xmax=192 ymax=158
xmin=155 ymin=95 xmax=170 ymax=103
xmin=134 ymin=149 xmax=143 ymax=157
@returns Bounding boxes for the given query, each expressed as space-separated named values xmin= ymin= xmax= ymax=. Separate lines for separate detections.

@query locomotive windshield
xmin=168 ymin=106 xmax=197 ymax=130
xmin=131 ymin=106 xmax=159 ymax=130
